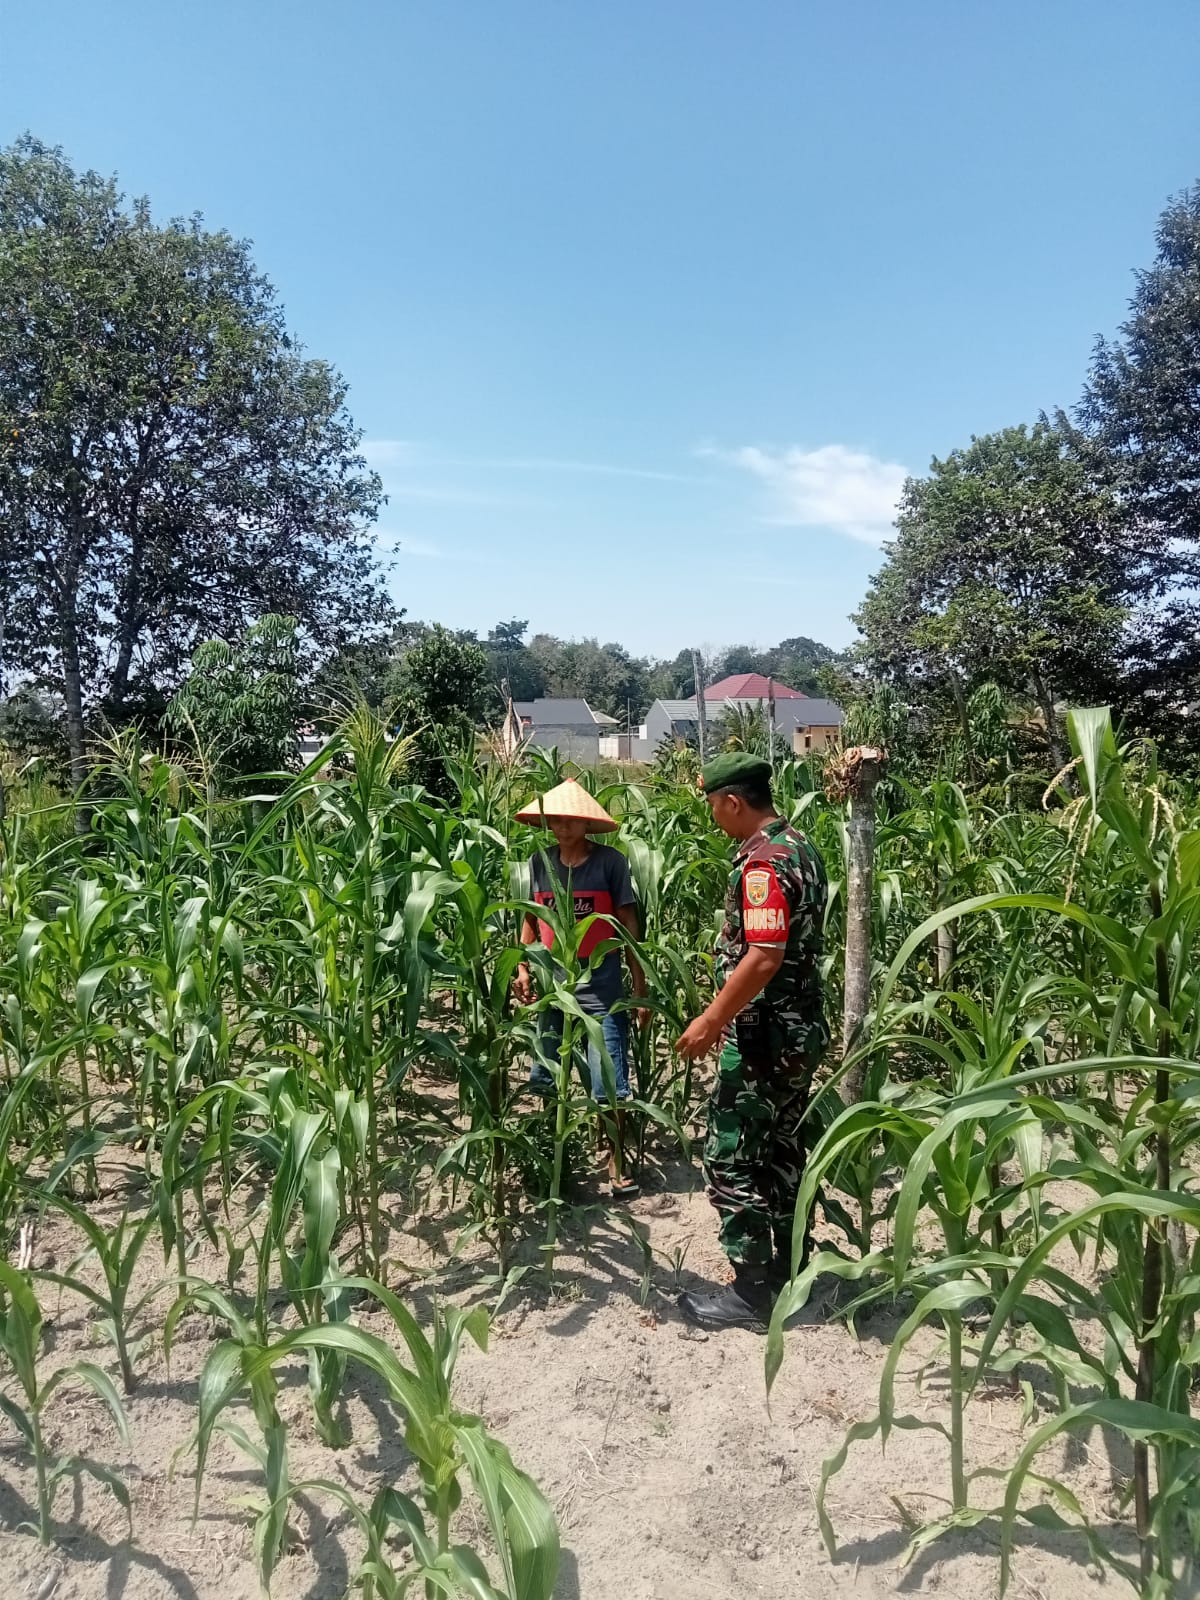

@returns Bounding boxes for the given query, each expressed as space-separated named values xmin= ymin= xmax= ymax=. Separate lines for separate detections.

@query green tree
xmin=166 ymin=615 xmax=301 ymax=780
xmin=485 ymin=618 xmax=547 ymax=702
xmin=308 ymin=617 xmax=412 ymax=725
xmin=716 ymin=637 xmax=841 ymax=695
xmin=854 ymin=423 xmax=1125 ymax=770
xmin=0 ymin=137 xmax=389 ymax=785
xmin=766 ymin=636 xmax=842 ymax=695
xmin=0 ymin=688 xmax=67 ymax=773
xmin=526 ymin=634 xmax=650 ymax=720
xmin=390 ymin=625 xmax=492 ymax=796
xmin=1076 ymin=181 xmax=1200 ymax=746
xmin=645 ymin=648 xmax=697 ymax=702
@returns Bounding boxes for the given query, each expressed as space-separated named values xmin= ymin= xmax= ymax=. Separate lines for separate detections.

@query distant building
xmin=702 ymin=672 xmax=806 ymax=701
xmin=500 ymin=697 xmax=626 ymax=764
xmin=634 ymin=693 xmax=844 ymax=762
xmin=297 ymin=723 xmax=326 ymax=767
xmin=496 ymin=686 xmax=844 ymax=766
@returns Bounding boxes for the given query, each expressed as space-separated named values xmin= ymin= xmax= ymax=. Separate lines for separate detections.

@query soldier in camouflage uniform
xmin=675 ymin=752 xmax=828 ymax=1330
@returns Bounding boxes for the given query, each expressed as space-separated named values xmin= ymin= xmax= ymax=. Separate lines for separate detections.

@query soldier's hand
xmin=675 ymin=1013 xmax=721 ymax=1060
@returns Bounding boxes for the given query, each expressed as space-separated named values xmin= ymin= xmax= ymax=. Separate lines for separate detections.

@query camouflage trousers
xmin=702 ymin=1007 xmax=824 ymax=1268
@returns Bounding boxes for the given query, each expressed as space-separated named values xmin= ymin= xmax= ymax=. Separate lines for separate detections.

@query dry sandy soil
xmin=0 ymin=1131 xmax=1158 ymax=1600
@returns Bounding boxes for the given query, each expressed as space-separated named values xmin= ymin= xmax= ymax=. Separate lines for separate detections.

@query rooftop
xmin=512 ymin=697 xmax=614 ymax=729
xmin=704 ymin=672 xmax=806 ymax=700
xmin=653 ymin=696 xmax=845 ymax=726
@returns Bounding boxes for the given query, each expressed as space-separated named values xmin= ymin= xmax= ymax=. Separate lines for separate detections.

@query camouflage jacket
xmin=716 ymin=816 xmax=828 ymax=1036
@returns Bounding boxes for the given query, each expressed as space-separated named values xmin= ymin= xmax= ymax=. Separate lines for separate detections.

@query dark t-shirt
xmin=529 ymin=843 xmax=636 ymax=1014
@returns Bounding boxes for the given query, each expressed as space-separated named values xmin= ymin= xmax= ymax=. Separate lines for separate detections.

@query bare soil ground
xmin=0 ymin=1127 xmax=1152 ymax=1600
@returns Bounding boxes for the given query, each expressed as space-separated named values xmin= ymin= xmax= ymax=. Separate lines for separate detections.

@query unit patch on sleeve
xmin=744 ymin=868 xmax=771 ymax=907
xmin=742 ymin=864 xmax=790 ymax=943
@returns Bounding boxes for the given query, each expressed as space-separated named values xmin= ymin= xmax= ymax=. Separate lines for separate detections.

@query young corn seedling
xmin=0 ymin=1260 xmax=131 ymax=1545
xmin=35 ymin=1193 xmax=163 ymax=1393
xmin=169 ymin=1275 xmax=559 ymax=1598
xmin=165 ymin=1280 xmax=296 ymax=1591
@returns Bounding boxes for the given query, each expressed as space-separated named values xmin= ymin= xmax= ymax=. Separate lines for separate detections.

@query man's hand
xmin=675 ymin=1011 xmax=723 ymax=1061
xmin=512 ymin=963 xmax=534 ymax=1006
xmin=632 ymin=986 xmax=650 ymax=1030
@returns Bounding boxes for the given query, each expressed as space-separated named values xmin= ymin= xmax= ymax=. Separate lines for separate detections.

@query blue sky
xmin=5 ymin=2 xmax=1198 ymax=658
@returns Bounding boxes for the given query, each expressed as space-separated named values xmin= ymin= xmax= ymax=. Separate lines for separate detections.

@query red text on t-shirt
xmin=534 ymin=889 xmax=617 ymax=958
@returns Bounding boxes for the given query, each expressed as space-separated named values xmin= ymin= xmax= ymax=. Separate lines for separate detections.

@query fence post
xmin=837 ymin=746 xmax=886 ymax=1104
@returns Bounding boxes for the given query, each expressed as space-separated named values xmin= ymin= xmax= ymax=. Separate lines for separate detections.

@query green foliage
xmin=17 ymin=687 xmax=1200 ymax=1592
xmin=716 ymin=636 xmax=843 ymax=696
xmin=0 ymin=135 xmax=389 ymax=779
xmin=718 ymin=701 xmax=774 ymax=759
xmin=391 ymin=625 xmax=492 ymax=796
xmin=393 ymin=625 xmax=492 ymax=727
xmin=485 ymin=618 xmax=548 ymax=702
xmin=36 ymin=1196 xmax=163 ymax=1393
xmin=167 ymin=1277 xmax=559 ymax=1597
xmin=768 ymin=707 xmax=1200 ymax=1595
xmin=0 ymin=1261 xmax=131 ymax=1545
xmin=166 ymin=614 xmax=302 ymax=778
xmin=855 ymin=422 xmax=1125 ymax=767
xmin=525 ymin=633 xmax=647 ymax=720
xmin=0 ymin=689 xmax=67 ymax=774
xmin=1076 ymin=182 xmax=1200 ymax=756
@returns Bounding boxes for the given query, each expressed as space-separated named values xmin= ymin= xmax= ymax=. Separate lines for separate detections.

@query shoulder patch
xmin=744 ymin=868 xmax=772 ymax=907
xmin=742 ymin=863 xmax=790 ymax=943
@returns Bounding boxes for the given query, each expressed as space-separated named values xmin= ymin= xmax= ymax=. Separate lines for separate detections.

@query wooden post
xmin=692 ymin=649 xmax=708 ymax=763
xmin=839 ymin=746 xmax=886 ymax=1104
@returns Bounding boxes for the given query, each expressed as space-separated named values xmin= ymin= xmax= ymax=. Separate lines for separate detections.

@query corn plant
xmin=168 ymin=1276 xmax=559 ymax=1598
xmin=768 ymin=710 xmax=1200 ymax=1596
xmin=35 ymin=1194 xmax=163 ymax=1392
xmin=0 ymin=1261 xmax=131 ymax=1544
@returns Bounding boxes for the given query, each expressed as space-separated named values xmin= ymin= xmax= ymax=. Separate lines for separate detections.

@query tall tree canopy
xmin=0 ymin=137 xmax=389 ymax=780
xmin=1077 ymin=181 xmax=1200 ymax=734
xmin=854 ymin=423 xmax=1125 ymax=768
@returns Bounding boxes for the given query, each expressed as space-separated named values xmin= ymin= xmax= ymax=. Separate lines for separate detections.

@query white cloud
xmin=709 ymin=443 xmax=909 ymax=545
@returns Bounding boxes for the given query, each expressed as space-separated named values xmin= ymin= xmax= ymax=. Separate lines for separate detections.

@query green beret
xmin=700 ymin=753 xmax=773 ymax=795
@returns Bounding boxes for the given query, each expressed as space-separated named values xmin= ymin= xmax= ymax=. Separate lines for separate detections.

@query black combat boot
xmin=767 ymin=1255 xmax=791 ymax=1291
xmin=678 ymin=1265 xmax=773 ymax=1332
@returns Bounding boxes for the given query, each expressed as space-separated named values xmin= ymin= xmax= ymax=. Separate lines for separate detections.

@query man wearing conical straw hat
xmin=514 ymin=779 xmax=647 ymax=1197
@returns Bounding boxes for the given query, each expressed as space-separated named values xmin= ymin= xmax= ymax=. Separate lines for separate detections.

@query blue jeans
xmin=530 ymin=1008 xmax=632 ymax=1102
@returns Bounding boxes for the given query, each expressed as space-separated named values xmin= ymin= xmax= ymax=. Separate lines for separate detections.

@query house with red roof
xmin=703 ymin=672 xmax=806 ymax=701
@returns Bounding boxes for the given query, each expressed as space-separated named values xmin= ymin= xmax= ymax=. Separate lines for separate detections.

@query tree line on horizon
xmin=3 ymin=133 xmax=1200 ymax=796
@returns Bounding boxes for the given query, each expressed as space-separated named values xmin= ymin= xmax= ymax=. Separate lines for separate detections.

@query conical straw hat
xmin=515 ymin=779 xmax=619 ymax=833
